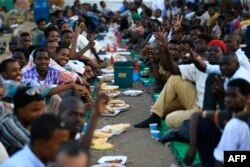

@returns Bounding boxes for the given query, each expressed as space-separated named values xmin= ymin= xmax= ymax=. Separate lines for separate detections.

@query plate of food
xmin=102 ymin=90 xmax=121 ymax=97
xmin=102 ymin=109 xmax=121 ymax=117
xmin=101 ymin=66 xmax=114 ymax=74
xmin=123 ymin=90 xmax=143 ymax=97
xmin=107 ymin=99 xmax=129 ymax=111
xmin=101 ymin=123 xmax=131 ymax=135
xmin=91 ymin=163 xmax=125 ymax=167
xmin=98 ymin=156 xmax=127 ymax=165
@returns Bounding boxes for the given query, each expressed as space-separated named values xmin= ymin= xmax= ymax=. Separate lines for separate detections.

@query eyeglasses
xmin=25 ymin=87 xmax=42 ymax=96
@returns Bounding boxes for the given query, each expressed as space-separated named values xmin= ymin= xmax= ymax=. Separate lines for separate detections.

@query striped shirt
xmin=0 ymin=112 xmax=30 ymax=156
xmin=22 ymin=67 xmax=60 ymax=86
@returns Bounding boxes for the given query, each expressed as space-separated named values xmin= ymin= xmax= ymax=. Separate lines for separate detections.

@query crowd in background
xmin=0 ymin=0 xmax=250 ymax=167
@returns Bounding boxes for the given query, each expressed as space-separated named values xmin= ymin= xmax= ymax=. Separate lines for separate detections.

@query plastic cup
xmin=149 ymin=123 xmax=158 ymax=130
xmin=140 ymin=71 xmax=145 ymax=76
xmin=154 ymin=95 xmax=160 ymax=101
xmin=151 ymin=130 xmax=160 ymax=139
xmin=144 ymin=80 xmax=150 ymax=87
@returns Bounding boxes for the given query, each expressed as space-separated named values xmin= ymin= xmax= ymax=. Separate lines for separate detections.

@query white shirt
xmin=206 ymin=65 xmax=250 ymax=88
xmin=235 ymin=48 xmax=250 ymax=71
xmin=214 ymin=118 xmax=250 ymax=163
xmin=77 ymin=34 xmax=102 ymax=60
xmin=179 ymin=64 xmax=208 ymax=108
xmin=1 ymin=145 xmax=45 ymax=167
xmin=223 ymin=66 xmax=250 ymax=88
xmin=64 ymin=60 xmax=85 ymax=75
xmin=151 ymin=0 xmax=165 ymax=12
xmin=197 ymin=11 xmax=210 ymax=26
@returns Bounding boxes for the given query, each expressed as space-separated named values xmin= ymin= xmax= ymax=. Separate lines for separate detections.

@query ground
xmin=90 ymin=82 xmax=177 ymax=167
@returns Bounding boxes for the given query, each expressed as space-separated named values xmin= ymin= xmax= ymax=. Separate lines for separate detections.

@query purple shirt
xmin=22 ymin=67 xmax=60 ymax=86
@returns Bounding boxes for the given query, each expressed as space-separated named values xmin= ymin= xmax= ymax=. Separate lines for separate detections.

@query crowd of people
xmin=0 ymin=0 xmax=250 ymax=166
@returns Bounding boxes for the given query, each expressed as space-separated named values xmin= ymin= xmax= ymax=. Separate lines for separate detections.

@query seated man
xmin=12 ymin=48 xmax=29 ymax=68
xmin=22 ymin=47 xmax=61 ymax=86
xmin=0 ymin=86 xmax=44 ymax=155
xmin=143 ymin=39 xmax=180 ymax=94
xmin=1 ymin=84 xmax=110 ymax=166
xmin=0 ymin=58 xmax=89 ymax=113
xmin=54 ymin=45 xmax=95 ymax=80
xmin=185 ymin=79 xmax=250 ymax=167
xmin=134 ymin=39 xmax=226 ymax=129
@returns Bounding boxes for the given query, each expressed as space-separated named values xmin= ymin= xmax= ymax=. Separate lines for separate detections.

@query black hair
xmin=60 ymin=29 xmax=73 ymax=37
xmin=227 ymin=79 xmax=250 ymax=97
xmin=180 ymin=39 xmax=195 ymax=49
xmin=30 ymin=114 xmax=68 ymax=145
xmin=144 ymin=7 xmax=153 ymax=18
xmin=56 ymin=45 xmax=70 ymax=54
xmin=13 ymin=86 xmax=44 ymax=109
xmin=13 ymin=48 xmax=29 ymax=60
xmin=44 ymin=26 xmax=59 ymax=38
xmin=20 ymin=32 xmax=30 ymax=38
xmin=0 ymin=59 xmax=18 ymax=73
xmin=169 ymin=39 xmax=179 ymax=45
xmin=33 ymin=47 xmax=49 ymax=60
xmin=100 ymin=1 xmax=105 ymax=6
xmin=197 ymin=33 xmax=213 ymax=44
xmin=36 ymin=18 xmax=46 ymax=25
xmin=190 ymin=25 xmax=204 ymax=33
xmin=58 ymin=96 xmax=83 ymax=119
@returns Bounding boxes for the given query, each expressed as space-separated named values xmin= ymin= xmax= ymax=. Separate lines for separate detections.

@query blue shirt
xmin=1 ymin=145 xmax=45 ymax=167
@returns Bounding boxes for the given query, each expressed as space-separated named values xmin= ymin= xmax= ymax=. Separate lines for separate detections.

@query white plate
xmin=98 ymin=156 xmax=127 ymax=165
xmin=117 ymin=52 xmax=130 ymax=55
xmin=101 ymin=109 xmax=121 ymax=117
xmin=112 ymin=104 xmax=129 ymax=112
xmin=91 ymin=163 xmax=125 ymax=167
xmin=101 ymin=69 xmax=114 ymax=74
xmin=123 ymin=90 xmax=143 ymax=96
xmin=101 ymin=125 xmax=124 ymax=135
xmin=106 ymin=91 xmax=121 ymax=97
xmin=102 ymin=85 xmax=119 ymax=91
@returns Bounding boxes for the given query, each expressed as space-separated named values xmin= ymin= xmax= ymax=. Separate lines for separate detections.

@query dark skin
xmin=224 ymin=33 xmax=241 ymax=52
xmin=31 ymin=84 xmax=109 ymax=165
xmin=12 ymin=51 xmax=28 ymax=68
xmin=33 ymin=51 xmax=50 ymax=80
xmin=184 ymin=86 xmax=248 ymax=166
xmin=59 ymin=82 xmax=110 ymax=151
xmin=1 ymin=61 xmax=22 ymax=81
xmin=144 ymin=43 xmax=180 ymax=93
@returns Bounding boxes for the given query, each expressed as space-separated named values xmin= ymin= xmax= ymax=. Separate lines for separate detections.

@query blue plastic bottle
xmin=34 ymin=0 xmax=50 ymax=22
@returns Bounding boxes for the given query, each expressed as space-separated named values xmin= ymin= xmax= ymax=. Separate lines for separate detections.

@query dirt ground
xmin=90 ymin=82 xmax=177 ymax=167
xmin=0 ymin=22 xmax=178 ymax=167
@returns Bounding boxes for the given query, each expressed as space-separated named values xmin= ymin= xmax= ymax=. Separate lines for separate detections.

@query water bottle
xmin=34 ymin=0 xmax=50 ymax=22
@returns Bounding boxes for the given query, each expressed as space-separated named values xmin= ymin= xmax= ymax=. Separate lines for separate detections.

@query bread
xmin=92 ymin=138 xmax=106 ymax=145
xmin=108 ymin=99 xmax=125 ymax=105
xmin=93 ymin=131 xmax=111 ymax=138
xmin=91 ymin=142 xmax=114 ymax=150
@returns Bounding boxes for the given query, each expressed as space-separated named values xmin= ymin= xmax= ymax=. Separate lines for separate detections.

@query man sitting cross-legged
xmin=134 ymin=38 xmax=226 ymax=129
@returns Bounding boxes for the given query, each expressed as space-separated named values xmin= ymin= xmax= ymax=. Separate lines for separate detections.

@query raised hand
xmin=156 ymin=26 xmax=168 ymax=50
xmin=94 ymin=82 xmax=111 ymax=116
xmin=212 ymin=75 xmax=225 ymax=94
xmin=173 ymin=15 xmax=183 ymax=33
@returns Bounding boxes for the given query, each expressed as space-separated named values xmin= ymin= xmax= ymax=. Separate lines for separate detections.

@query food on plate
xmin=105 ymin=159 xmax=123 ymax=164
xmin=91 ymin=142 xmax=114 ymax=150
xmin=101 ymin=83 xmax=119 ymax=91
xmin=100 ymin=165 xmax=119 ymax=167
xmin=104 ymin=99 xmax=127 ymax=113
xmin=102 ymin=123 xmax=131 ymax=133
xmin=93 ymin=131 xmax=111 ymax=138
xmin=106 ymin=66 xmax=114 ymax=70
xmin=92 ymin=138 xmax=106 ymax=145
xmin=108 ymin=99 xmax=125 ymax=105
